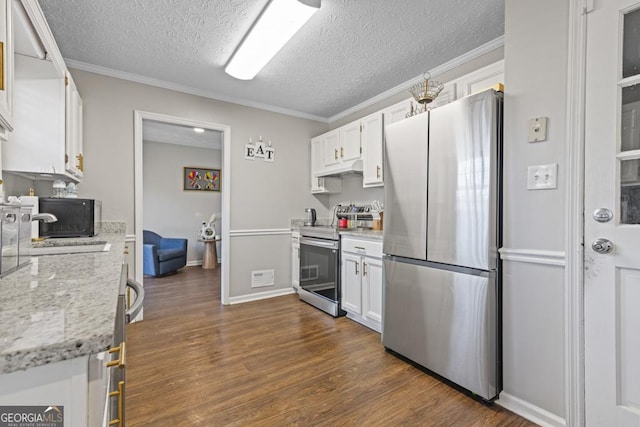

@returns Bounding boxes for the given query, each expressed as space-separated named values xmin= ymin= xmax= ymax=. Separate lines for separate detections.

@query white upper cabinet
xmin=382 ymin=100 xmax=412 ymax=126
xmin=311 ymin=136 xmax=341 ymax=194
xmin=429 ymin=82 xmax=456 ymax=109
xmin=2 ymin=0 xmax=83 ymax=181
xmin=455 ymin=60 xmax=504 ymax=99
xmin=323 ymin=124 xmax=362 ymax=168
xmin=0 ymin=0 xmax=14 ymax=140
xmin=309 ymin=60 xmax=504 ymax=193
xmin=361 ymin=112 xmax=383 ymax=188
xmin=338 ymin=121 xmax=361 ymax=162
xmin=322 ymin=129 xmax=340 ymax=167
xmin=65 ymin=71 xmax=83 ymax=178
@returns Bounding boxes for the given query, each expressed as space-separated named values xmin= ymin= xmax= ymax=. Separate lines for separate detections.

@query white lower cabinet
xmin=0 ymin=353 xmax=109 ymax=427
xmin=291 ymin=231 xmax=300 ymax=291
xmin=340 ymin=237 xmax=383 ymax=332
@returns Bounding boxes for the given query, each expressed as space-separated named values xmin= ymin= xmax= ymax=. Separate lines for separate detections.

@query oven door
xmin=299 ymin=236 xmax=344 ymax=316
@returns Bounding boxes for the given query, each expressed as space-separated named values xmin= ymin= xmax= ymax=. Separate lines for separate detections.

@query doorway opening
xmin=134 ymin=111 xmax=231 ymax=306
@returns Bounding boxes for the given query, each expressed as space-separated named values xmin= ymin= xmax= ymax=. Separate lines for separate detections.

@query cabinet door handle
xmin=341 ymin=147 xmax=344 ymax=158
xmin=355 ymin=262 xmax=359 ymax=275
xmin=107 ymin=341 xmax=126 ymax=369
xmin=76 ymin=153 xmax=84 ymax=171
xmin=334 ymin=148 xmax=338 ymax=160
xmin=376 ymin=165 xmax=381 ymax=179
xmin=354 ymin=246 xmax=366 ymax=251
xmin=108 ymin=380 xmax=124 ymax=427
xmin=363 ymin=262 xmax=367 ymax=277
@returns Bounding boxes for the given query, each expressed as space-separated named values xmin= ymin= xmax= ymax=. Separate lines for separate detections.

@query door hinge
xmin=65 ymin=76 xmax=69 ymax=86
xmin=582 ymin=0 xmax=594 ymax=14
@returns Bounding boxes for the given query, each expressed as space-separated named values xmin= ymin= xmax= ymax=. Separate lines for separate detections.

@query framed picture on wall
xmin=183 ymin=167 xmax=221 ymax=191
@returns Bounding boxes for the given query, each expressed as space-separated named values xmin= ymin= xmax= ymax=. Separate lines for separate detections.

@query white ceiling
xmin=143 ymin=120 xmax=223 ymax=150
xmin=38 ymin=0 xmax=504 ymax=121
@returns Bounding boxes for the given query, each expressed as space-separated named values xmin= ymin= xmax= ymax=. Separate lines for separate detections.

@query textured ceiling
xmin=143 ymin=120 xmax=222 ymax=150
xmin=38 ymin=0 xmax=504 ymax=120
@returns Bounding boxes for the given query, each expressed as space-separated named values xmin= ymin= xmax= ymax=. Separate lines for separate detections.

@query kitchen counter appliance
xmin=304 ymin=208 xmax=316 ymax=226
xmin=382 ymin=89 xmax=503 ymax=401
xmin=298 ymin=225 xmax=345 ymax=317
xmin=39 ymin=198 xmax=102 ymax=237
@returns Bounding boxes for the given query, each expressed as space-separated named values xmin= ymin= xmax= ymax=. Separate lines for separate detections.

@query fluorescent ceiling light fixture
xmin=193 ymin=127 xmax=205 ymax=133
xmin=225 ymin=0 xmax=321 ymax=80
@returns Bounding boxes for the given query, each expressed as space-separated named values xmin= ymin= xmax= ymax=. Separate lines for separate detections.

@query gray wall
xmin=501 ymin=0 xmax=569 ymax=419
xmin=71 ymin=69 xmax=328 ymax=298
xmin=142 ymin=141 xmax=221 ymax=264
xmin=319 ymin=46 xmax=504 ymax=209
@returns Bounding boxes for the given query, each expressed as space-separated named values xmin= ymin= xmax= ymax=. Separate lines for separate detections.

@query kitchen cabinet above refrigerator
xmin=0 ymin=0 xmax=14 ymax=141
xmin=1 ymin=0 xmax=83 ymax=182
xmin=308 ymin=61 xmax=503 ymax=195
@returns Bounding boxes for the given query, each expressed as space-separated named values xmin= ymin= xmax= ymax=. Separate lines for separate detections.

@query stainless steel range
xmin=298 ymin=225 xmax=345 ymax=317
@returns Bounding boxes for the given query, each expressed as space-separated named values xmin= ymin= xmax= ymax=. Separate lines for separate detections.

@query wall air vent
xmin=251 ymin=269 xmax=275 ymax=288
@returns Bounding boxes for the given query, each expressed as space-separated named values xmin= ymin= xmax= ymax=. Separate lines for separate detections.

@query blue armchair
xmin=143 ymin=230 xmax=188 ymax=277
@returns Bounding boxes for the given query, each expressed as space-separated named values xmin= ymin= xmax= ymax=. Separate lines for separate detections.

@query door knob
xmin=592 ymin=208 xmax=613 ymax=223
xmin=592 ymin=238 xmax=614 ymax=254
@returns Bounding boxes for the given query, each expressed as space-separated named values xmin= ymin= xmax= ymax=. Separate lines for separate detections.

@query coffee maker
xmin=304 ymin=208 xmax=316 ymax=226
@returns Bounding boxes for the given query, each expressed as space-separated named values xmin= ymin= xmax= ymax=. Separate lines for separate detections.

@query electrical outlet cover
xmin=527 ymin=163 xmax=558 ymax=190
xmin=528 ymin=117 xmax=548 ymax=142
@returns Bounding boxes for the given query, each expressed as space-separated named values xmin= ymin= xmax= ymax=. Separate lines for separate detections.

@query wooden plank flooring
xmin=126 ymin=267 xmax=535 ymax=426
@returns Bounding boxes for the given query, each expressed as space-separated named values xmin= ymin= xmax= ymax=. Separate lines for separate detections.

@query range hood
xmin=316 ymin=159 xmax=363 ymax=177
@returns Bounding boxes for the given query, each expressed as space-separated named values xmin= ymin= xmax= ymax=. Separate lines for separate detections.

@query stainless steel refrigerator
xmin=382 ymin=89 xmax=502 ymax=401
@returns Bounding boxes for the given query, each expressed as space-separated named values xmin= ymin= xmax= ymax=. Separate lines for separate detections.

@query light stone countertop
xmin=290 ymin=219 xmax=384 ymax=241
xmin=0 ymin=225 xmax=126 ymax=374
xmin=339 ymin=229 xmax=384 ymax=240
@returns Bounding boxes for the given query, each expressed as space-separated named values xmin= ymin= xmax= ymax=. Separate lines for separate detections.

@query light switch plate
xmin=527 ymin=163 xmax=558 ymax=190
xmin=528 ymin=117 xmax=548 ymax=142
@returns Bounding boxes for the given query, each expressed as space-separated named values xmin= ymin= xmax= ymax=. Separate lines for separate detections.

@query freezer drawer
xmin=382 ymin=257 xmax=499 ymax=400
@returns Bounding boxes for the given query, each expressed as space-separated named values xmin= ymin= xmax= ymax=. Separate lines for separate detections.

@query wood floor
xmin=126 ymin=267 xmax=535 ymax=426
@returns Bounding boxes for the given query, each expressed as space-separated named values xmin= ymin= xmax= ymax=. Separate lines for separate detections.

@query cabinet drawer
xmin=341 ymin=237 xmax=382 ymax=258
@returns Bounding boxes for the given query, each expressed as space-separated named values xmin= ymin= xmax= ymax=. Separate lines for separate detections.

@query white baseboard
xmin=496 ymin=392 xmax=566 ymax=427
xmin=229 ymin=287 xmax=295 ymax=305
xmin=186 ymin=260 xmax=203 ymax=267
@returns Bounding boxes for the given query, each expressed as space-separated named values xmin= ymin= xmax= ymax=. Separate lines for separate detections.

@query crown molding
xmin=66 ymin=35 xmax=503 ymax=125
xmin=327 ymin=36 xmax=505 ymax=123
xmin=65 ymin=59 xmax=330 ymax=123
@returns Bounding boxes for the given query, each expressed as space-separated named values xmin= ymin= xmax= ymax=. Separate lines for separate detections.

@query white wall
xmin=143 ymin=141 xmax=221 ymax=264
xmin=500 ymin=0 xmax=569 ymax=421
xmin=71 ymin=69 xmax=328 ymax=299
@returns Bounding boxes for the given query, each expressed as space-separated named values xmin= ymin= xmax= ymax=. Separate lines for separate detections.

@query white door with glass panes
xmin=584 ymin=2 xmax=640 ymax=425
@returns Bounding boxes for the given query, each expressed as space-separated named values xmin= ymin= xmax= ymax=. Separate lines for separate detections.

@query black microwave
xmin=39 ymin=198 xmax=102 ymax=237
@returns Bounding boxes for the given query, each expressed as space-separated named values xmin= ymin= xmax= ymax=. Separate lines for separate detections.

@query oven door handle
xmin=300 ymin=237 xmax=339 ymax=250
